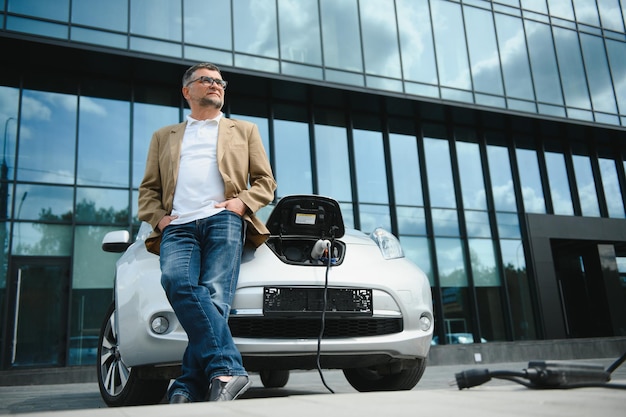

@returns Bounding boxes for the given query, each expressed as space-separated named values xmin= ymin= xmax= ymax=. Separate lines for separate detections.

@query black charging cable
xmin=454 ymin=351 xmax=626 ymax=390
xmin=316 ymin=239 xmax=335 ymax=394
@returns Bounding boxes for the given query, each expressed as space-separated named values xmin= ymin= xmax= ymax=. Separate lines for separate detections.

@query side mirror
xmin=102 ymin=230 xmax=131 ymax=253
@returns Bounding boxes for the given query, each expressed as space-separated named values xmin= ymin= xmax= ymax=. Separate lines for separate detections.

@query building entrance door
xmin=2 ymin=256 xmax=71 ymax=369
xmin=552 ymin=241 xmax=624 ymax=338
xmin=526 ymin=214 xmax=626 ymax=339
xmin=552 ymin=241 xmax=609 ymax=338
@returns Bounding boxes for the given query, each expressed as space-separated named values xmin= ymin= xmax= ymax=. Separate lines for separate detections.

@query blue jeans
xmin=159 ymin=210 xmax=247 ymax=402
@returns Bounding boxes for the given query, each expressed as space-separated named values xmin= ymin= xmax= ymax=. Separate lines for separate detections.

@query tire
xmin=343 ymin=360 xmax=426 ymax=392
xmin=259 ymin=370 xmax=290 ymax=388
xmin=97 ymin=302 xmax=170 ymax=406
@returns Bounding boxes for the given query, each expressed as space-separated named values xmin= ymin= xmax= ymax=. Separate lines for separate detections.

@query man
xmin=138 ymin=63 xmax=276 ymax=403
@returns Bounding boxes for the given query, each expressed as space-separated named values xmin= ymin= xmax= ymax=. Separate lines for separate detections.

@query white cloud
xmin=21 ymin=95 xmax=52 ymax=121
xmin=520 ymin=185 xmax=545 ymax=213
xmin=492 ymin=180 xmax=517 ymax=210
xmin=79 ymin=97 xmax=108 ymax=116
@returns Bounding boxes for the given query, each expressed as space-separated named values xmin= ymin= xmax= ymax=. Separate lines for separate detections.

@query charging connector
xmin=524 ymin=361 xmax=610 ymax=388
xmin=455 ymin=368 xmax=492 ymax=389
xmin=311 ymin=239 xmax=331 ymax=259
xmin=455 ymin=360 xmax=617 ymax=390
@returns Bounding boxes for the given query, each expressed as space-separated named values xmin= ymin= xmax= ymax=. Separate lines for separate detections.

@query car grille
xmin=229 ymin=317 xmax=403 ymax=338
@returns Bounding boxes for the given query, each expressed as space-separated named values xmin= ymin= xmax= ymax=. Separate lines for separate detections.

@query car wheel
xmin=259 ymin=370 xmax=290 ymax=388
xmin=97 ymin=302 xmax=170 ymax=406
xmin=342 ymin=360 xmax=426 ymax=392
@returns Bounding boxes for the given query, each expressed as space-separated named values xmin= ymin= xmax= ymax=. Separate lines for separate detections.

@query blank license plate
xmin=263 ymin=287 xmax=372 ymax=315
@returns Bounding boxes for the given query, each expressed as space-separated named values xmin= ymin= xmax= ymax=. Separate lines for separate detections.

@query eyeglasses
xmin=186 ymin=76 xmax=228 ymax=89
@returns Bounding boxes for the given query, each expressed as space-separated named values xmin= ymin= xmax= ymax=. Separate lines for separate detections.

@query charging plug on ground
xmin=525 ymin=361 xmax=610 ymax=388
xmin=455 ymin=368 xmax=492 ymax=389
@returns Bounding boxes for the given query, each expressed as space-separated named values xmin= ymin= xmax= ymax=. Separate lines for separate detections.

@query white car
xmin=97 ymin=195 xmax=433 ymax=406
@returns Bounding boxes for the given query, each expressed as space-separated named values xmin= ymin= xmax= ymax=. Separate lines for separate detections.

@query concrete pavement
xmin=1 ymin=359 xmax=625 ymax=416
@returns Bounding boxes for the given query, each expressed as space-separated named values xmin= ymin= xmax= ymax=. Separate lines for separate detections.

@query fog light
xmin=419 ymin=314 xmax=432 ymax=331
xmin=151 ymin=316 xmax=169 ymax=334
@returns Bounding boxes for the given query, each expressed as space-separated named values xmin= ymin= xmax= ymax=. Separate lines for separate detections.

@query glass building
xmin=0 ymin=0 xmax=625 ymax=371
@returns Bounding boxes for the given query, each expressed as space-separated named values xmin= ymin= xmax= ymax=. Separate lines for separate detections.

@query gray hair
xmin=182 ymin=63 xmax=222 ymax=87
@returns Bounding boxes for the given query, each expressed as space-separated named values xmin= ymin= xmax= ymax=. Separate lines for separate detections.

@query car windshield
xmin=136 ymin=222 xmax=154 ymax=242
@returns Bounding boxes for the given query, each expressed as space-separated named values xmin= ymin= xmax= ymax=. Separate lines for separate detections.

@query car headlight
xmin=370 ymin=227 xmax=405 ymax=260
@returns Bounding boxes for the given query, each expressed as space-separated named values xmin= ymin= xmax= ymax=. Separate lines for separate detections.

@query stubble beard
xmin=200 ymin=95 xmax=223 ymax=110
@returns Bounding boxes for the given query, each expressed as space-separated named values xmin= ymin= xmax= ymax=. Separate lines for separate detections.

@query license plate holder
xmin=263 ymin=287 xmax=372 ymax=316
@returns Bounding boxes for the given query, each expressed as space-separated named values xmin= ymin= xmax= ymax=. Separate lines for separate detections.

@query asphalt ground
xmin=0 ymin=358 xmax=625 ymax=416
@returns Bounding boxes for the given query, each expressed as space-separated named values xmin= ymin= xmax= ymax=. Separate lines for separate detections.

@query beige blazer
xmin=138 ymin=118 xmax=276 ymax=254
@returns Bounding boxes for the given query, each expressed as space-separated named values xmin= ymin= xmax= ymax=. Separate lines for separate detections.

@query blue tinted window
xmin=516 ymin=148 xmax=546 ymax=213
xmin=580 ymin=33 xmax=618 ymax=114
xmin=274 ymin=119 xmax=312 ymax=198
xmin=424 ymin=135 xmax=456 ymax=209
xmin=184 ymin=0 xmax=231 ymax=50
xmin=465 ymin=211 xmax=491 ymax=238
xmin=547 ymin=0 xmax=574 ymax=20
xmin=456 ymin=140 xmax=488 ymax=210
xmin=360 ymin=0 xmax=401 ymax=78
xmin=469 ymin=238 xmax=500 ymax=286
xmin=315 ymin=124 xmax=352 ymax=202
xmin=572 ymin=0 xmax=600 ymax=26
xmin=606 ymin=40 xmax=626 ymax=118
xmin=233 ymin=0 xmax=278 ymax=58
xmin=231 ymin=114 xmax=271 ymax=161
xmin=499 ymin=238 xmax=537 ymax=340
xmin=400 ymin=236 xmax=433 ymax=284
xmin=278 ymin=0 xmax=321 ymax=65
xmin=464 ymin=6 xmax=504 ymax=95
xmin=389 ymin=133 xmax=423 ymax=206
xmin=320 ymin=0 xmax=363 ymax=72
xmin=525 ymin=20 xmax=563 ymax=105
xmin=495 ymin=13 xmax=534 ymax=101
xmin=436 ymin=237 xmax=468 ymax=286
xmin=572 ymin=154 xmax=601 ymax=217
xmin=431 ymin=0 xmax=471 ymax=90
xmin=14 ymin=184 xmax=71 ymax=223
xmin=71 ymin=27 xmax=127 ymax=48
xmin=18 ymin=90 xmax=76 ymax=184
xmin=597 ymin=0 xmax=625 ymax=31
xmin=75 ymin=188 xmax=129 ymax=223
xmin=130 ymin=0 xmax=181 ymax=41
xmin=432 ymin=208 xmax=460 ymax=236
xmin=545 ymin=152 xmax=574 ymax=215
xmin=78 ymin=97 xmax=130 ymax=187
xmin=358 ymin=203 xmax=391 ymax=233
xmin=353 ymin=129 xmax=388 ymax=204
xmin=6 ymin=16 xmax=68 ymax=39
xmin=396 ymin=206 xmax=427 ymax=235
xmin=553 ymin=27 xmax=591 ymax=110
xmin=0 ymin=87 xmax=19 ymax=182
xmin=73 ymin=225 xmax=123 ymax=290
xmin=8 ymin=0 xmax=69 ymax=21
xmin=487 ymin=145 xmax=517 ymax=212
xmin=521 ymin=0 xmax=548 ymax=13
xmin=598 ymin=158 xmax=626 ymax=218
xmin=132 ymin=103 xmax=179 ymax=188
xmin=72 ymin=0 xmax=127 ymax=32
xmin=13 ymin=223 xmax=73 ymax=256
xmin=496 ymin=212 xmax=521 ymax=239
xmin=396 ymin=0 xmax=438 ymax=84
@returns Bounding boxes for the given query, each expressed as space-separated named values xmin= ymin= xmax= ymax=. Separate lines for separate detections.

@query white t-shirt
xmin=170 ymin=114 xmax=225 ymax=225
